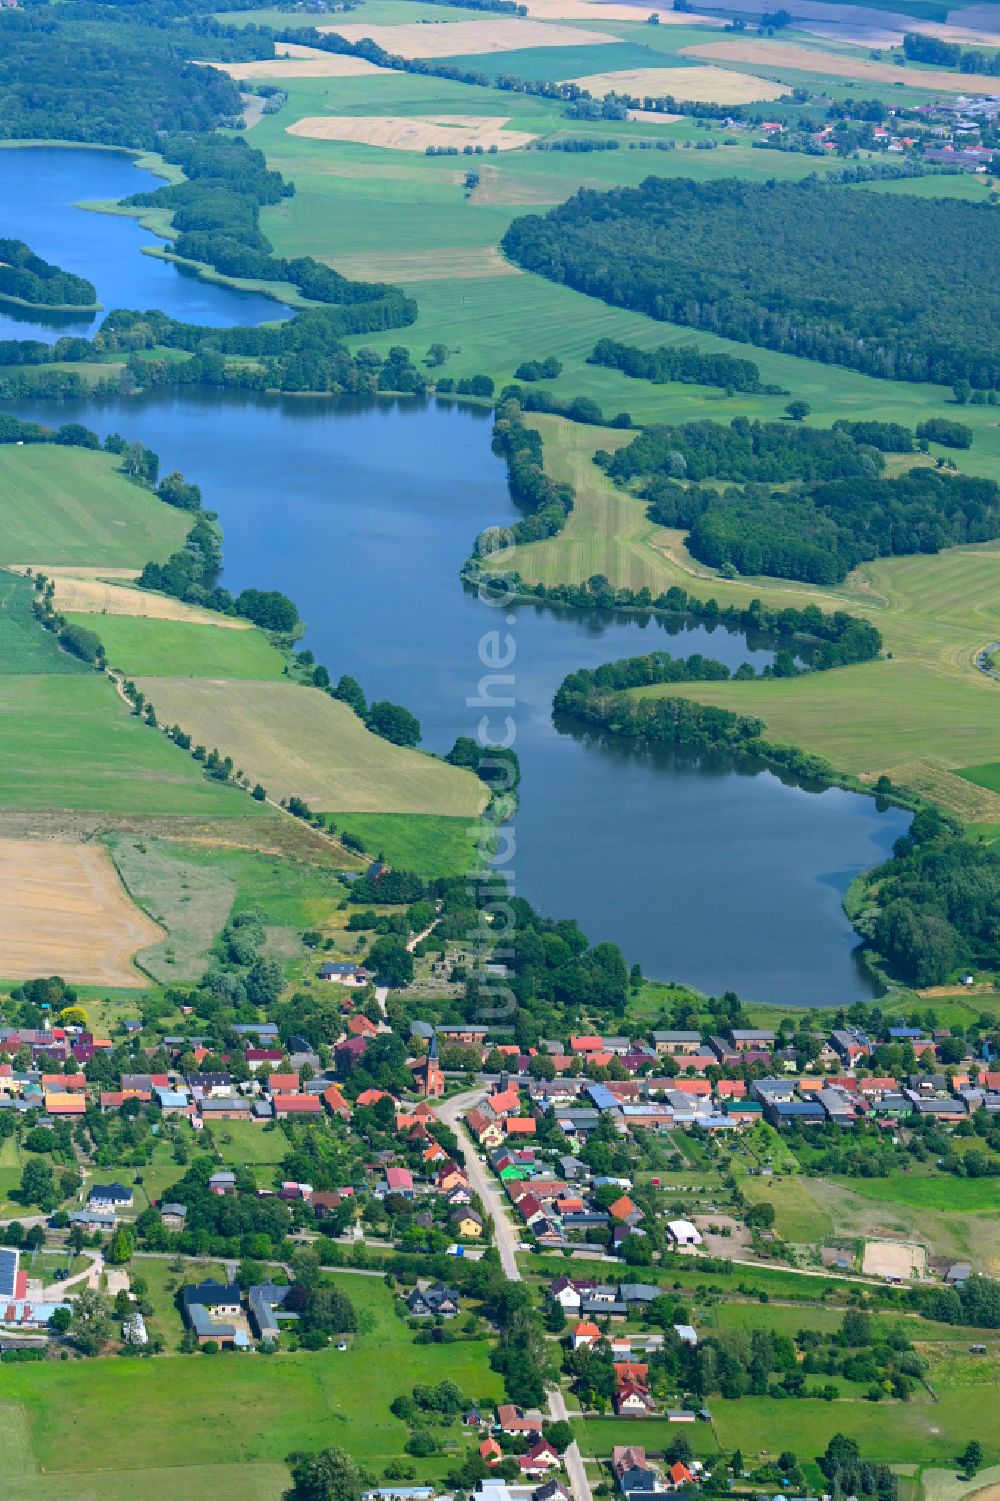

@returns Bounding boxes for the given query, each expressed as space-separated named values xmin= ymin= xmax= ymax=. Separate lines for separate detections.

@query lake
xmin=1 ymin=149 xmax=909 ymax=1006
xmin=0 ymin=146 xmax=285 ymax=343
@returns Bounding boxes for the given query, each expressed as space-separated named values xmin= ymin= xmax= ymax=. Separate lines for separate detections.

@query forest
xmin=606 ymin=415 xmax=899 ymax=485
xmin=0 ymin=10 xmax=244 ymax=147
xmin=501 ymin=178 xmax=1000 ymax=389
xmin=0 ymin=239 xmax=97 ymax=309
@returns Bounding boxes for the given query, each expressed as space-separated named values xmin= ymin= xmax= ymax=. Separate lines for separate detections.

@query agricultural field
xmin=681 ymin=36 xmax=1000 ymax=92
xmin=12 ymin=565 xmax=254 ymax=628
xmin=0 ymin=446 xmax=189 ymax=569
xmin=317 ymin=17 xmax=627 ymax=56
xmin=562 ymin=63 xmax=790 ymax=102
xmin=0 ymin=676 xmax=266 ymax=818
xmin=130 ymin=677 xmax=487 ymax=816
xmin=72 ymin=614 xmax=288 ymax=680
xmin=0 ymin=836 xmax=162 ymax=986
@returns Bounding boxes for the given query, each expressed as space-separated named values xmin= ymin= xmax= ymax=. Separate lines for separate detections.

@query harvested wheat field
xmin=287 ymin=114 xmax=536 ymax=151
xmin=682 ymin=38 xmax=1000 ymax=90
xmin=565 ymin=63 xmax=789 ymax=102
xmin=320 ymin=16 xmax=620 ymax=56
xmin=8 ymin=566 xmax=253 ymax=628
xmin=0 ymin=838 xmax=163 ymax=986
xmin=329 ymin=246 xmax=521 ymax=281
xmin=213 ymin=48 xmax=390 ymax=80
xmin=131 ymin=678 xmax=488 ymax=816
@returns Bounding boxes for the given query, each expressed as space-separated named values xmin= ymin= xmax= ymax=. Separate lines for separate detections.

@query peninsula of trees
xmin=0 ymin=239 xmax=98 ymax=311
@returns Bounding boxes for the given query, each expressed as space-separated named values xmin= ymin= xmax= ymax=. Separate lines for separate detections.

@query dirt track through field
xmin=0 ymin=838 xmax=163 ymax=986
xmin=564 ymin=62 xmax=790 ymax=101
xmin=287 ymin=114 xmax=537 ymax=151
xmin=682 ymin=38 xmax=1000 ymax=90
xmin=319 ymin=16 xmax=622 ymax=55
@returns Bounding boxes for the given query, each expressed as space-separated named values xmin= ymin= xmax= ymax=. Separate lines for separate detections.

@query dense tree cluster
xmin=0 ymin=311 xmax=426 ymax=397
xmin=607 ymin=418 xmax=1000 ymax=584
xmin=487 ymin=396 xmax=575 ymax=546
xmin=0 ymin=12 xmax=243 ymax=147
xmin=606 ymin=415 xmax=894 ymax=486
xmin=501 ymin=177 xmax=1000 ymax=388
xmin=589 ymin=336 xmax=766 ymax=394
xmin=0 ymin=239 xmax=97 ymax=309
xmin=862 ymin=807 xmax=1000 ymax=986
xmin=903 ymin=30 xmax=1000 ymax=72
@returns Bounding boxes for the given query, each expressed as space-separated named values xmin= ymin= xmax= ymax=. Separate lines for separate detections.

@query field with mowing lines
xmin=10 ymin=565 xmax=254 ymax=627
xmin=131 ymin=677 xmax=487 ymax=816
xmin=0 ymin=675 xmax=265 ymax=817
xmin=0 ymin=446 xmax=189 ymax=568
xmin=73 ymin=614 xmax=288 ymax=680
xmin=0 ymin=837 xmax=161 ymax=986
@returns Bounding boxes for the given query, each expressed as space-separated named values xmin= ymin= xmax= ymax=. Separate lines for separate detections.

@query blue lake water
xmin=0 ymin=146 xmax=285 ymax=343
xmin=1 ymin=150 xmax=909 ymax=1006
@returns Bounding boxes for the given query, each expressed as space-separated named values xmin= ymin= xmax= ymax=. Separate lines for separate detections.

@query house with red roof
xmin=322 ymin=1085 xmax=352 ymax=1118
xmin=386 ymin=1166 xmax=414 ymax=1197
xmin=571 ymin=1319 xmax=601 ymax=1349
xmin=273 ymin=1094 xmax=322 ymax=1119
xmin=268 ymin=1072 xmax=300 ymax=1095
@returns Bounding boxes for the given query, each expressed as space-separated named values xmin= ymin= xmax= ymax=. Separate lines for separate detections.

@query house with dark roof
xmin=405 ymin=1283 xmax=459 ymax=1318
xmin=88 ymin=1182 xmax=133 ymax=1210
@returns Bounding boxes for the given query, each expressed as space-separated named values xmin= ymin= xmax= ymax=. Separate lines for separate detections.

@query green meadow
xmin=0 ymin=571 xmax=88 ymax=675
xmin=327 ymin=810 xmax=486 ymax=876
xmin=0 ymin=675 xmax=264 ymax=816
xmin=0 ymin=445 xmax=189 ymax=567
xmin=72 ymin=613 xmax=289 ymax=680
xmin=0 ymin=1273 xmax=503 ymax=1501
